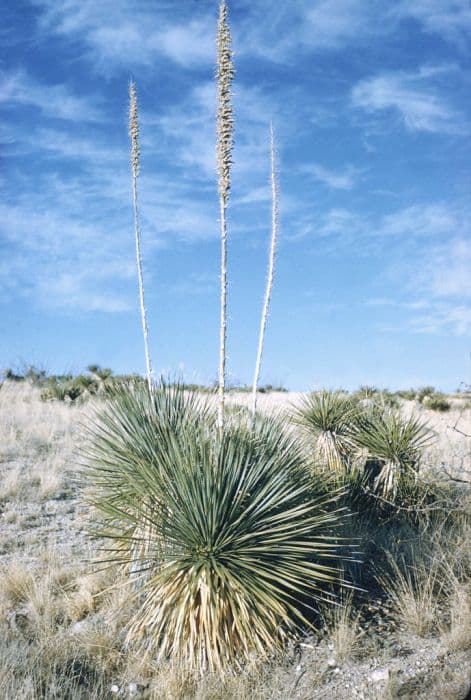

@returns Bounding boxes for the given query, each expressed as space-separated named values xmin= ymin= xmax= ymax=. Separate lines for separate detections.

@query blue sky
xmin=1 ymin=0 xmax=470 ymax=390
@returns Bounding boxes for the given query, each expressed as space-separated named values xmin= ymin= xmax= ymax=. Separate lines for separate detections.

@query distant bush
xmin=355 ymin=385 xmax=379 ymax=399
xmin=40 ymin=381 xmax=82 ymax=404
xmin=395 ymin=389 xmax=416 ymax=401
xmin=352 ymin=387 xmax=399 ymax=409
xmin=258 ymin=383 xmax=288 ymax=393
xmin=423 ymin=393 xmax=451 ymax=412
xmin=417 ymin=386 xmax=436 ymax=404
xmin=3 ymin=368 xmax=24 ymax=382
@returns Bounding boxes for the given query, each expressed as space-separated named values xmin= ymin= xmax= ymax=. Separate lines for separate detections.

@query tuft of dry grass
xmin=323 ymin=595 xmax=363 ymax=662
xmin=379 ymin=553 xmax=443 ymax=637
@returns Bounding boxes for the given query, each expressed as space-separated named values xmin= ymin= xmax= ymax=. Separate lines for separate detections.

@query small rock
xmin=369 ymin=668 xmax=389 ymax=683
xmin=70 ymin=621 xmax=87 ymax=634
xmin=110 ymin=685 xmax=120 ymax=695
xmin=128 ymin=682 xmax=138 ymax=696
xmin=327 ymin=657 xmax=337 ymax=667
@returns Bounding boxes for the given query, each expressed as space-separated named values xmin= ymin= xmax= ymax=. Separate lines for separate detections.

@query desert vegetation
xmin=2 ymin=2 xmax=470 ymax=698
xmin=0 ymin=379 xmax=470 ymax=698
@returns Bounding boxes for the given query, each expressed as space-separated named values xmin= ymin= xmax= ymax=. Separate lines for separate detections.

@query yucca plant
xmin=80 ymin=383 xmax=348 ymax=672
xmin=352 ymin=408 xmax=435 ymax=499
xmin=292 ymin=390 xmax=361 ymax=472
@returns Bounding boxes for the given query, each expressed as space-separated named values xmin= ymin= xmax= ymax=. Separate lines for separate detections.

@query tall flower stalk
xmin=129 ymin=81 xmax=153 ymax=392
xmin=251 ymin=124 xmax=279 ymax=420
xmin=216 ymin=1 xmax=234 ymax=431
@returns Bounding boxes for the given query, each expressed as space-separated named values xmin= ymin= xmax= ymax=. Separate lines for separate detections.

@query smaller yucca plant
xmin=292 ymin=390 xmax=361 ymax=472
xmin=352 ymin=409 xmax=435 ymax=499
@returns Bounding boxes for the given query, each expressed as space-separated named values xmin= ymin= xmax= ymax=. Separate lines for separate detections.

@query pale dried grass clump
xmin=0 ymin=381 xmax=76 ymax=457
xmin=323 ymin=595 xmax=362 ymax=662
xmin=379 ymin=553 xmax=443 ymax=637
xmin=442 ymin=583 xmax=471 ymax=651
xmin=0 ymin=560 xmax=37 ymax=612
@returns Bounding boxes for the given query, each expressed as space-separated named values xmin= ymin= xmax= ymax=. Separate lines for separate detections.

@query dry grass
xmin=379 ymin=554 xmax=442 ymax=637
xmin=323 ymin=595 xmax=363 ymax=662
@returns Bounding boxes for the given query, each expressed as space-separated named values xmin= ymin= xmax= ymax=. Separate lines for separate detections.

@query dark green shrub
xmin=423 ymin=393 xmax=451 ymax=412
xmin=3 ymin=368 xmax=24 ymax=382
xmin=395 ymin=389 xmax=416 ymax=401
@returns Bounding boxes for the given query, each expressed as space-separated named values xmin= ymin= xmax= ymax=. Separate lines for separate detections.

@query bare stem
xmin=129 ymin=81 xmax=153 ymax=393
xmin=216 ymin=1 xmax=234 ymax=431
xmin=251 ymin=124 xmax=279 ymax=420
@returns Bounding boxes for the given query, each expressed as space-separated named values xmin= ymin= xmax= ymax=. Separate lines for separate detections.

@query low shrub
xmin=423 ymin=393 xmax=451 ymax=412
xmin=395 ymin=389 xmax=416 ymax=401
xmin=417 ymin=386 xmax=436 ymax=404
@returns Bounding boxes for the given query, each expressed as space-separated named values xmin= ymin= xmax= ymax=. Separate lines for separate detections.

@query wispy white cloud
xmin=155 ymin=80 xmax=274 ymax=196
xmin=301 ymin=163 xmax=360 ymax=190
xmin=365 ymin=298 xmax=432 ymax=310
xmin=304 ymin=0 xmax=381 ymax=49
xmin=31 ymin=0 xmax=471 ymax=77
xmin=33 ymin=0 xmax=214 ymax=71
xmin=365 ymin=230 xmax=471 ymax=337
xmin=409 ymin=304 xmax=471 ymax=336
xmin=0 ymin=193 xmax=136 ymax=313
xmin=237 ymin=0 xmax=470 ymax=61
xmin=393 ymin=0 xmax=471 ymax=47
xmin=418 ymin=237 xmax=471 ymax=299
xmin=167 ymin=273 xmax=217 ymax=298
xmin=233 ymin=186 xmax=271 ymax=205
xmin=375 ymin=203 xmax=464 ymax=237
xmin=0 ymin=69 xmax=104 ymax=122
xmin=366 ymin=297 xmax=470 ymax=336
xmin=290 ymin=200 xmax=468 ymax=247
xmin=351 ymin=66 xmax=464 ymax=134
xmin=37 ymin=272 xmax=133 ymax=313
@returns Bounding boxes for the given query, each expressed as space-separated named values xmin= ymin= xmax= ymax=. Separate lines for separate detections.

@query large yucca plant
xmin=292 ymin=390 xmax=361 ymax=472
xmin=352 ymin=408 xmax=435 ymax=498
xmin=80 ymin=383 xmax=348 ymax=672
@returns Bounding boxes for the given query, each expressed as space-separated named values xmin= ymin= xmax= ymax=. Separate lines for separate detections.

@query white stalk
xmin=129 ymin=81 xmax=153 ymax=393
xmin=216 ymin=1 xmax=234 ymax=432
xmin=251 ymin=124 xmax=279 ymax=420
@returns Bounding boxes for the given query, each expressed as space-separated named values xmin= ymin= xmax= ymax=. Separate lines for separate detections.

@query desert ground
xmin=0 ymin=380 xmax=470 ymax=699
